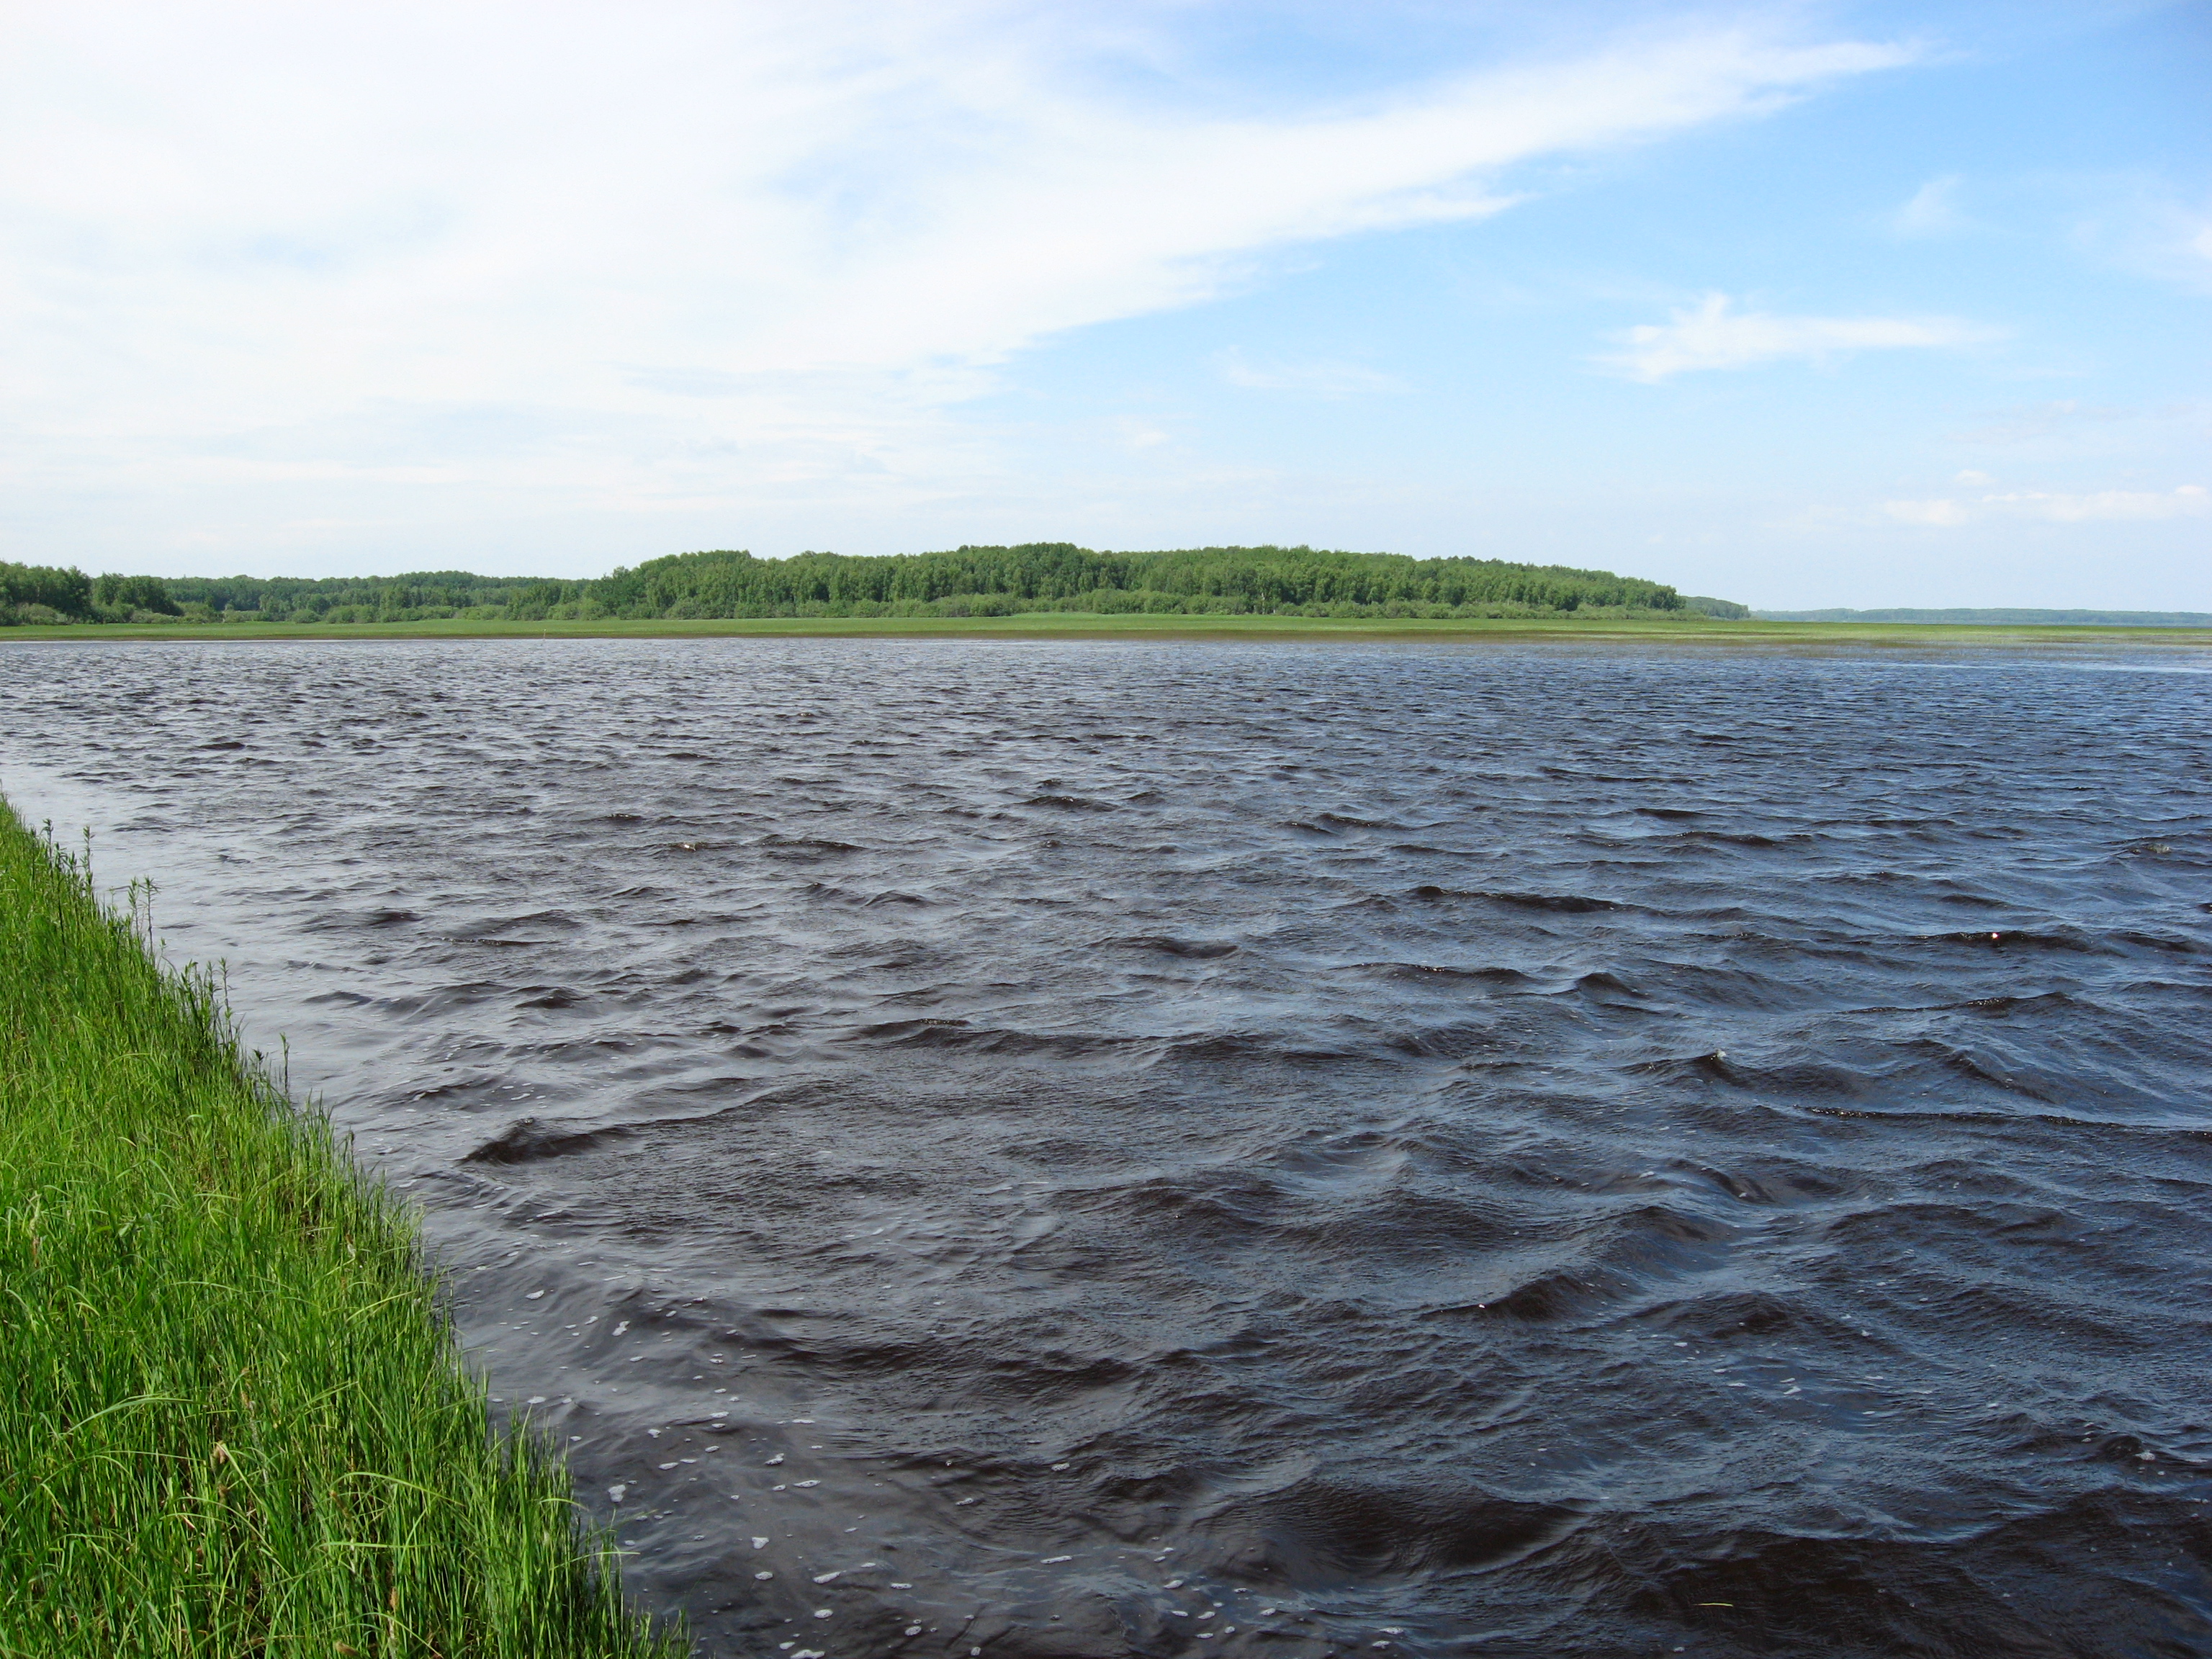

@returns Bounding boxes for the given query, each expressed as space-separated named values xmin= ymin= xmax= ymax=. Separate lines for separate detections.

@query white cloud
xmin=1990 ymin=485 xmax=2210 ymax=522
xmin=1114 ymin=418 xmax=1172 ymax=451
xmin=0 ymin=2 xmax=1917 ymax=562
xmin=2066 ymin=180 xmax=2212 ymax=297
xmin=1946 ymin=398 xmax=2193 ymax=448
xmin=1893 ymin=174 xmax=1967 ymax=237
xmin=1884 ymin=498 xmax=1973 ymax=526
xmin=1884 ymin=484 xmax=2208 ymax=526
xmin=1214 ymin=349 xmax=1407 ymax=397
xmin=1604 ymin=293 xmax=1997 ymax=382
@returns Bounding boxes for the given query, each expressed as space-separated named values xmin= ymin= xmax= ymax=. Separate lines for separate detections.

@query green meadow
xmin=0 ymin=800 xmax=676 ymax=1658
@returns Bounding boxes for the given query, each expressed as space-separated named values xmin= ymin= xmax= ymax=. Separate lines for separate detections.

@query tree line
xmin=4 ymin=545 xmax=1716 ymax=626
xmin=0 ymin=564 xmax=556 ymax=625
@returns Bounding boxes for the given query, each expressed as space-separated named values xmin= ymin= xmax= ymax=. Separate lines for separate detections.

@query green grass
xmin=0 ymin=801 xmax=679 ymax=1658
xmin=6 ymin=612 xmax=2211 ymax=647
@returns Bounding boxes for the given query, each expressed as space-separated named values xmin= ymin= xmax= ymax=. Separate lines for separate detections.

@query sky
xmin=2 ymin=1 xmax=2206 ymax=608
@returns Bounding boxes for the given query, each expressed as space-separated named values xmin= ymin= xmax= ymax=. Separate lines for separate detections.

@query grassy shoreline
xmin=0 ymin=800 xmax=676 ymax=1658
xmin=3 ymin=613 xmax=2209 ymax=648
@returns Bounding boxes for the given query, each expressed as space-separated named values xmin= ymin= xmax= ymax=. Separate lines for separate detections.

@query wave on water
xmin=2 ymin=635 xmax=2208 ymax=1657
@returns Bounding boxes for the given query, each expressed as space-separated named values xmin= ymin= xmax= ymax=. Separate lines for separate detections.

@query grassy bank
xmin=4 ymin=613 xmax=2210 ymax=649
xmin=0 ymin=801 xmax=676 ymax=1658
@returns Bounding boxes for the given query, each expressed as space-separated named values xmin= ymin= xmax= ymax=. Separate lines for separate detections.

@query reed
xmin=0 ymin=798 xmax=679 ymax=1658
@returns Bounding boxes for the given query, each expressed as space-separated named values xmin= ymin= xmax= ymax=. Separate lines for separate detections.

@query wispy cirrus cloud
xmin=1892 ymin=174 xmax=1970 ymax=237
xmin=2066 ymin=179 xmax=2212 ymax=297
xmin=1883 ymin=497 xmax=1975 ymax=526
xmin=1884 ymin=483 xmax=2209 ymax=526
xmin=0 ymin=2 xmax=1920 ymax=567
xmin=1213 ymin=349 xmax=1408 ymax=397
xmin=1601 ymin=293 xmax=1998 ymax=382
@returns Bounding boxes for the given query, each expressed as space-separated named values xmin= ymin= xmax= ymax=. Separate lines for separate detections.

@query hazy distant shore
xmin=1756 ymin=607 xmax=2212 ymax=627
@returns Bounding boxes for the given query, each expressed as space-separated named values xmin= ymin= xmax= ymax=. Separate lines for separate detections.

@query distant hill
xmin=1755 ymin=607 xmax=2212 ymax=628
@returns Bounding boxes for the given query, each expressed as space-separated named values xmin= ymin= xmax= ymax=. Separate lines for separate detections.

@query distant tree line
xmin=4 ymin=545 xmax=1717 ymax=626
xmin=1681 ymin=595 xmax=1750 ymax=619
xmin=0 ymin=563 xmax=554 ymax=625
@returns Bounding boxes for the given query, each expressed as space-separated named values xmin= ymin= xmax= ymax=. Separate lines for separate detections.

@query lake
xmin=4 ymin=636 xmax=2208 ymax=1658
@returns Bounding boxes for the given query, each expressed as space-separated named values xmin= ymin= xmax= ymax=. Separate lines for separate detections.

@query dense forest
xmin=3 ymin=545 xmax=1723 ymax=626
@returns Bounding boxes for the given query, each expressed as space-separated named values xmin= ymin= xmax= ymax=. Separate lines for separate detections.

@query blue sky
xmin=2 ymin=1 xmax=2205 ymax=607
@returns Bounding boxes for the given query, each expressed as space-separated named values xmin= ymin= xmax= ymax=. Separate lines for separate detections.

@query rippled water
xmin=4 ymin=636 xmax=2211 ymax=1658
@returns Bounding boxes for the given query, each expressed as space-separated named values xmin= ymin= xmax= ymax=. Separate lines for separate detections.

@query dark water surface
xmin=4 ymin=637 xmax=2211 ymax=1658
